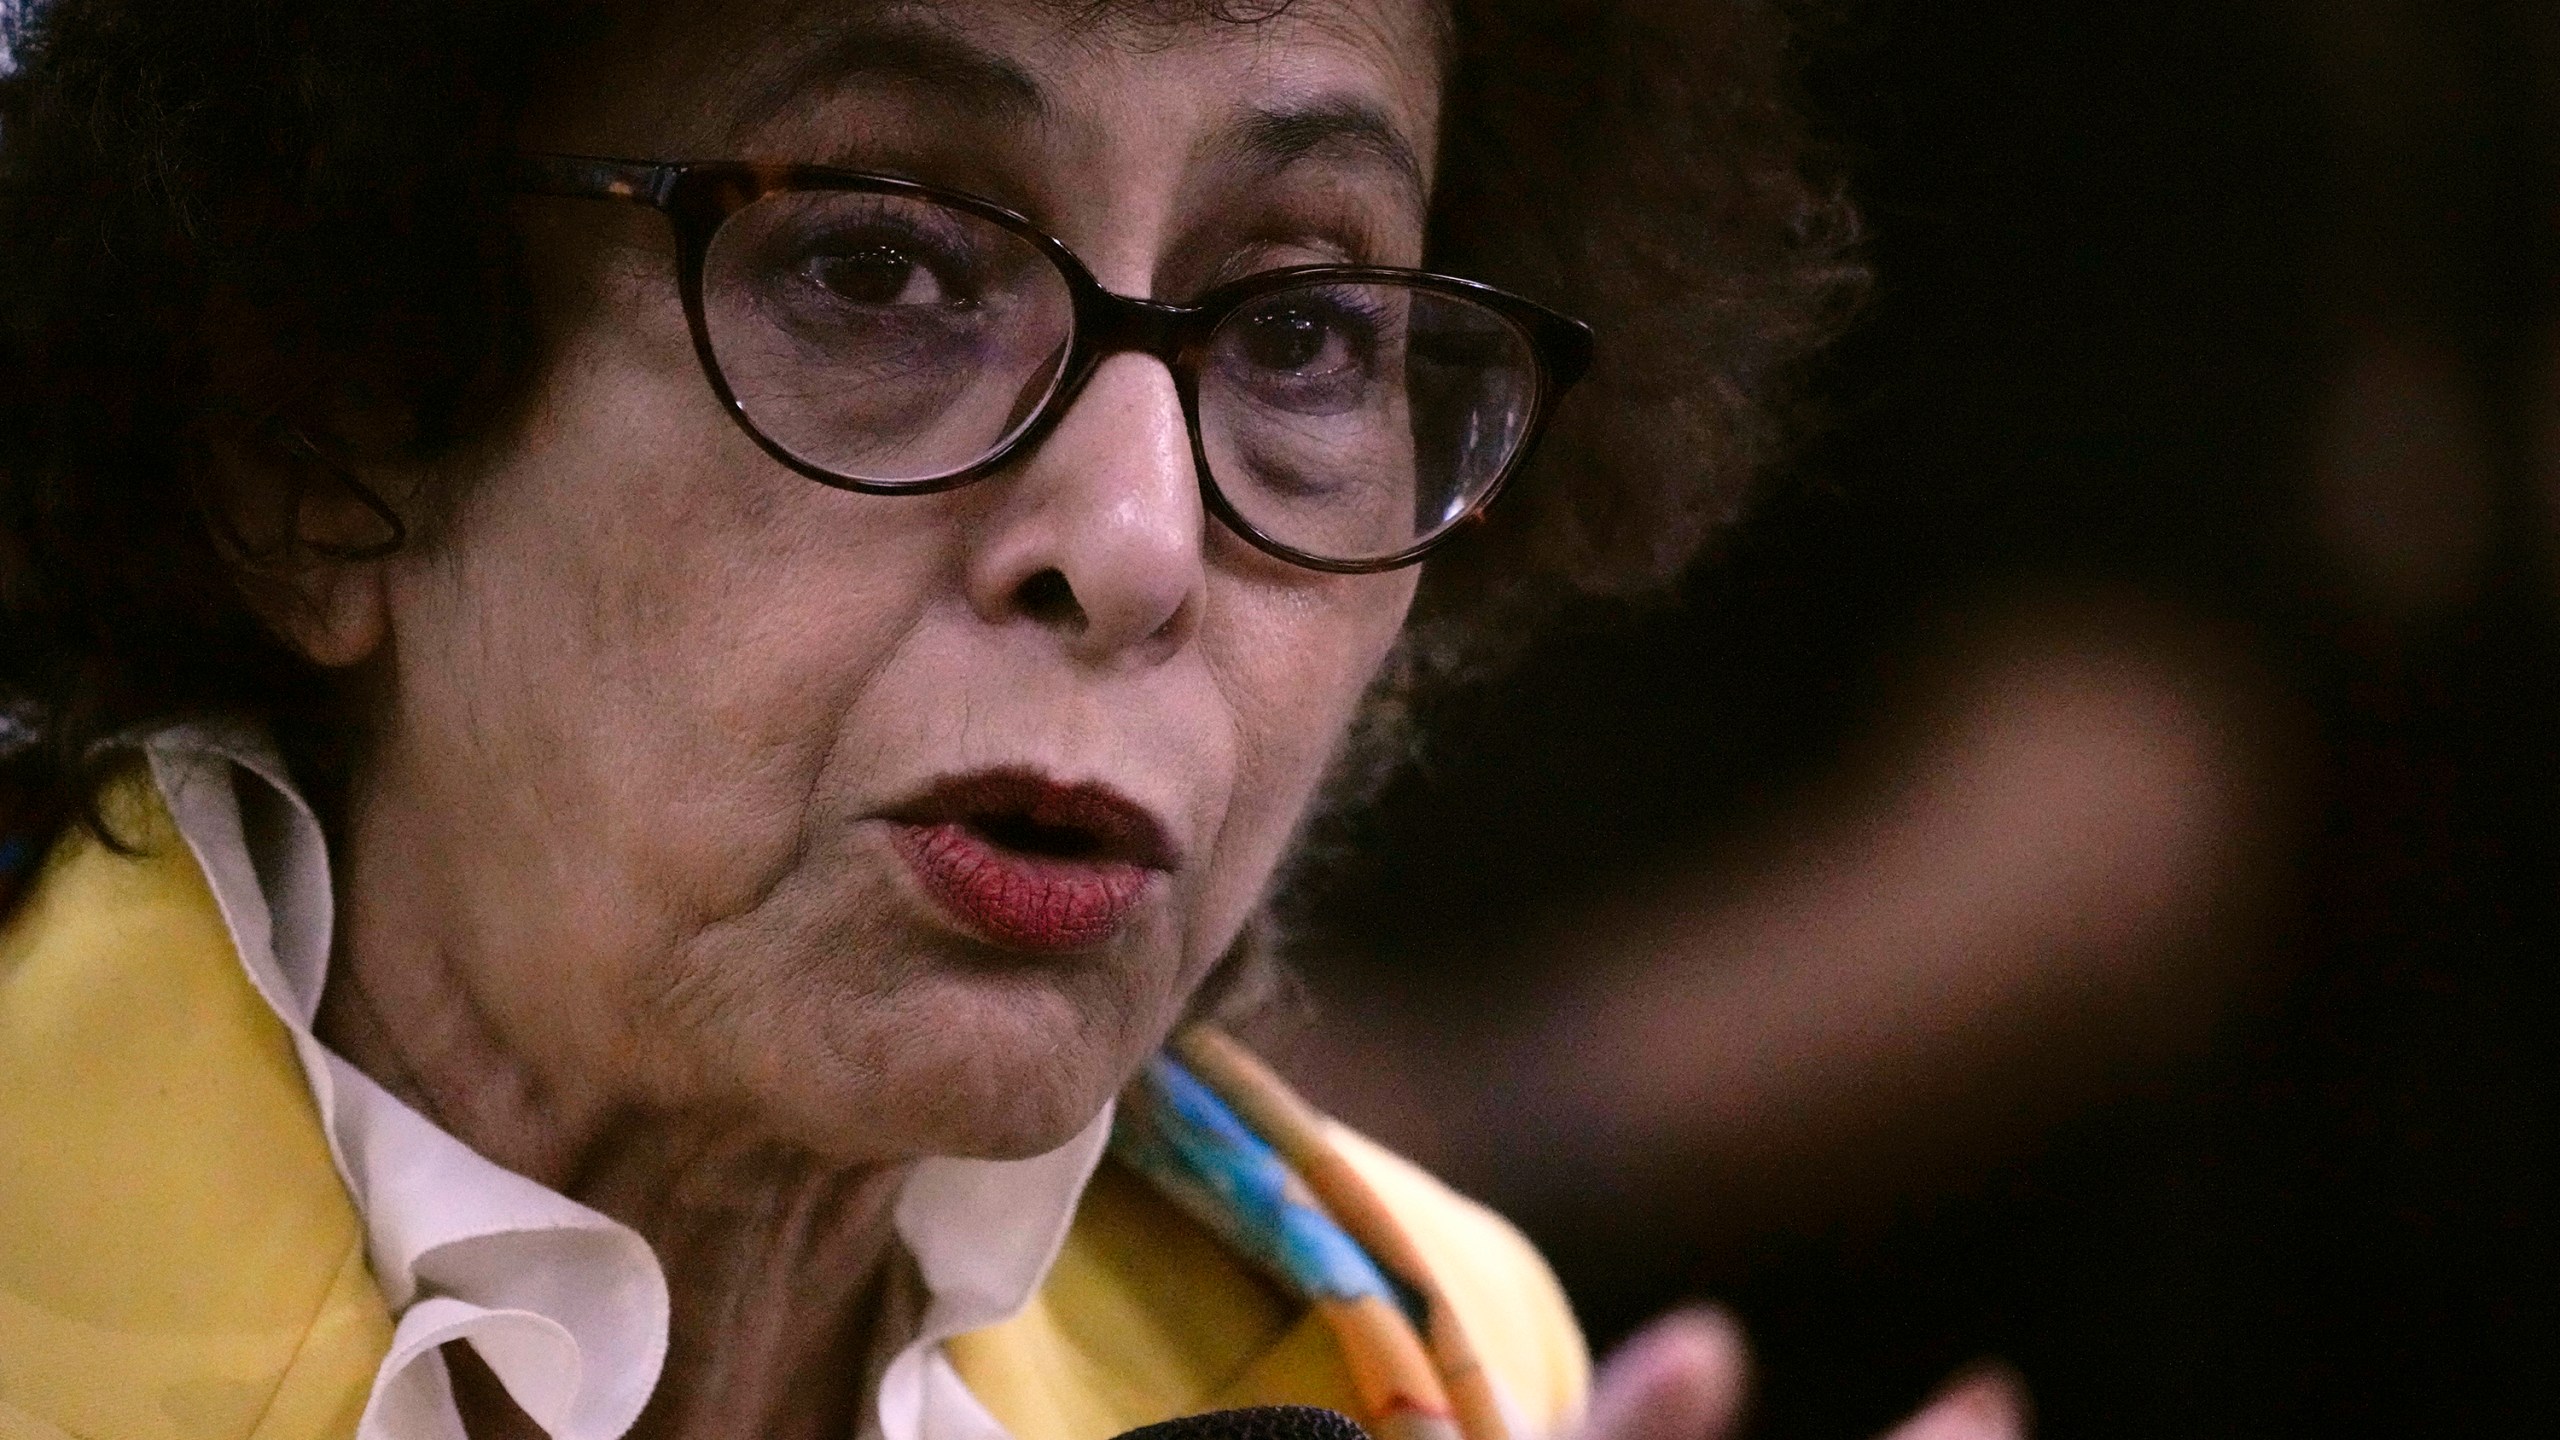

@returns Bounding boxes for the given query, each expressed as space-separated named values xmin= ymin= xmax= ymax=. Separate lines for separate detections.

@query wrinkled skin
xmin=280 ymin=0 xmax=1436 ymax=1429
xmin=244 ymin=0 xmax=2032 ymax=1434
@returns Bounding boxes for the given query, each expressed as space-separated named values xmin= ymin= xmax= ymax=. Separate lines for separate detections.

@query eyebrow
xmin=1216 ymin=95 xmax=1431 ymax=213
xmin=731 ymin=17 xmax=1051 ymax=142
xmin=732 ymin=20 xmax=1428 ymax=211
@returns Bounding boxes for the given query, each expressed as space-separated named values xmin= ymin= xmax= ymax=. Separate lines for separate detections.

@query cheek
xmin=382 ymin=298 xmax=966 ymax=993
xmin=1191 ymin=569 xmax=1417 ymax=943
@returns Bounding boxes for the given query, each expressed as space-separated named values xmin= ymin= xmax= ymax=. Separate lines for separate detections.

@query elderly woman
xmin=0 ymin=0 xmax=1904 ymax=1436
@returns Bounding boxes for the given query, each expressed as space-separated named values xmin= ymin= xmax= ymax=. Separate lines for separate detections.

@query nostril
xmin=1015 ymin=568 xmax=1086 ymax=630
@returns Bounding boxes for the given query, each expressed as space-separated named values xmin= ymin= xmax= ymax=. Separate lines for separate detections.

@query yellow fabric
xmin=946 ymin=1130 xmax=1589 ymax=1440
xmin=0 ymin=768 xmax=1588 ymax=1440
xmin=0 ymin=773 xmax=392 ymax=1440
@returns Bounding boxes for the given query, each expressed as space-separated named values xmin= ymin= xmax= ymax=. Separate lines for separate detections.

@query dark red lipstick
xmin=884 ymin=772 xmax=1174 ymax=953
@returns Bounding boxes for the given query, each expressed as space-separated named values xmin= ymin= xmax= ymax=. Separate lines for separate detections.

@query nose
xmin=962 ymin=353 xmax=1207 ymax=666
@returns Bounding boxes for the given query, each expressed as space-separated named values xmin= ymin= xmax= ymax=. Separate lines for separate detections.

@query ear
xmin=199 ymin=417 xmax=404 ymax=669
xmin=270 ymin=520 xmax=394 ymax=669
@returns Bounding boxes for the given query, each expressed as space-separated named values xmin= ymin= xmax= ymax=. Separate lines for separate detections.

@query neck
xmin=555 ymin=1122 xmax=911 ymax=1438
xmin=318 ymin=856 xmax=914 ymax=1439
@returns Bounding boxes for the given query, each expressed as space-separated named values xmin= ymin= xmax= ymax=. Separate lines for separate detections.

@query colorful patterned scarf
xmin=1116 ymin=1027 xmax=1512 ymax=1440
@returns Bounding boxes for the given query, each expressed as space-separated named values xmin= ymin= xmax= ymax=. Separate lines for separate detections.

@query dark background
xmin=1294 ymin=1 xmax=2560 ymax=1434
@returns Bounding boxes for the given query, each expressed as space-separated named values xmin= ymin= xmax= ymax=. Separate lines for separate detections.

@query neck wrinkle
xmin=320 ymin=811 xmax=919 ymax=1437
xmin=579 ymin=1132 xmax=910 ymax=1440
xmin=314 ymin=905 xmax=605 ymax=1189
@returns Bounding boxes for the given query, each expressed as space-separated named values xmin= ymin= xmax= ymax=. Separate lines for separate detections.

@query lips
xmin=883 ymin=771 xmax=1175 ymax=953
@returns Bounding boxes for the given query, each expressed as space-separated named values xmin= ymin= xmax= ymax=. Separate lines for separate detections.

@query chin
xmin=945 ymin=1087 xmax=1117 ymax=1161
xmin=779 ymin=955 xmax=1174 ymax=1164
xmin=899 ymin=1034 xmax=1131 ymax=1161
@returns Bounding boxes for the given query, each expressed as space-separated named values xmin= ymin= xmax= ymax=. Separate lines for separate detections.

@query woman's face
xmin=340 ymin=0 xmax=1441 ymax=1164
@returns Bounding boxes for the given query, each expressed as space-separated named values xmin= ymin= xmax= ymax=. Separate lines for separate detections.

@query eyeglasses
xmin=512 ymin=155 xmax=1593 ymax=574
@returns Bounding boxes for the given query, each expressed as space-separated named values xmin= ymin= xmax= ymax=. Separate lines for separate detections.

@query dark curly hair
xmin=0 ymin=0 xmax=1863 ymax=847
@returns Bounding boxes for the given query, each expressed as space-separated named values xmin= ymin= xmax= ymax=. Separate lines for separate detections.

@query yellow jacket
xmin=0 ymin=784 xmax=1587 ymax=1440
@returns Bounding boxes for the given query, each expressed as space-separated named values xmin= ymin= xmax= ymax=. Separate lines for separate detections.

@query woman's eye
xmin=799 ymin=244 xmax=959 ymax=307
xmin=1237 ymin=302 xmax=1365 ymax=375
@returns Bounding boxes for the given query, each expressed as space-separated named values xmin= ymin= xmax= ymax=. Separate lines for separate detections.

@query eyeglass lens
xmin=700 ymin=187 xmax=1541 ymax=566
xmin=1199 ymin=281 xmax=1536 ymax=564
xmin=703 ymin=189 xmax=1076 ymax=485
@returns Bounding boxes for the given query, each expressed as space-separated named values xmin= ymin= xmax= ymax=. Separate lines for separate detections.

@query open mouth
xmin=883 ymin=771 xmax=1174 ymax=953
xmin=969 ymin=810 xmax=1126 ymax=863
xmin=899 ymin=771 xmax=1176 ymax=868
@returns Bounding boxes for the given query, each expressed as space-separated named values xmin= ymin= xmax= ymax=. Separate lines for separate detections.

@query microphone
xmin=1110 ymin=1407 xmax=1373 ymax=1440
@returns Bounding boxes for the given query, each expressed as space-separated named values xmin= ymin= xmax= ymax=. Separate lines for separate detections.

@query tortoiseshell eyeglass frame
xmin=509 ymin=153 xmax=1594 ymax=574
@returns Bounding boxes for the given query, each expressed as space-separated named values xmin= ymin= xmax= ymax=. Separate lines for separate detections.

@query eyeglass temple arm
xmin=505 ymin=154 xmax=678 ymax=208
xmin=1539 ymin=315 xmax=1595 ymax=389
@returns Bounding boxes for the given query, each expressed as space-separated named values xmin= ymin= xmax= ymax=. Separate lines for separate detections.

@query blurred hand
xmin=1574 ymin=1309 xmax=2028 ymax=1440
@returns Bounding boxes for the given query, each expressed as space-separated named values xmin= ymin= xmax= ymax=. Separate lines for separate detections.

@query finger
xmin=1578 ymin=1307 xmax=1751 ymax=1440
xmin=1876 ymin=1366 xmax=2031 ymax=1440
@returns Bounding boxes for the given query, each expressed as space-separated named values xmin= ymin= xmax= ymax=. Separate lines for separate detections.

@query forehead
xmin=545 ymin=0 xmax=1449 ymax=170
